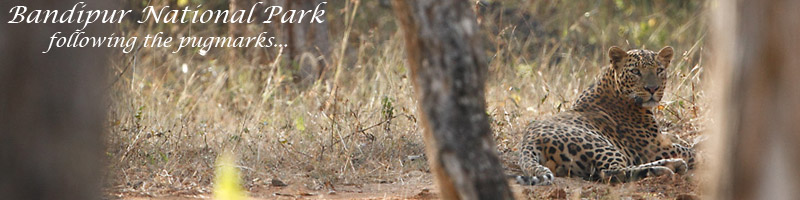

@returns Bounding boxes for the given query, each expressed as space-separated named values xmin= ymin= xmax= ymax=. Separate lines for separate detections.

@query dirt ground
xmin=114 ymin=170 xmax=701 ymax=200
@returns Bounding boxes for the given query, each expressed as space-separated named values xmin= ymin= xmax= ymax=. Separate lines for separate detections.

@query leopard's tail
xmin=515 ymin=143 xmax=554 ymax=185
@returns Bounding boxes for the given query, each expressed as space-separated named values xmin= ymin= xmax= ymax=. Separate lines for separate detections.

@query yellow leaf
xmin=511 ymin=93 xmax=521 ymax=104
xmin=294 ymin=115 xmax=306 ymax=131
xmin=214 ymin=152 xmax=245 ymax=200
xmin=177 ymin=0 xmax=189 ymax=7
xmin=657 ymin=105 xmax=665 ymax=110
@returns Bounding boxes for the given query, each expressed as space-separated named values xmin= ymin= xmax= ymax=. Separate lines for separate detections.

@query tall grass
xmin=106 ymin=0 xmax=708 ymax=196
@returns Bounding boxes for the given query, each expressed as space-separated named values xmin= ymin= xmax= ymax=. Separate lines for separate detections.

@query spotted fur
xmin=516 ymin=46 xmax=696 ymax=185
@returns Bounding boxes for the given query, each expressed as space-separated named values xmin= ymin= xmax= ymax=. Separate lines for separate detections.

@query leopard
xmin=515 ymin=46 xmax=696 ymax=185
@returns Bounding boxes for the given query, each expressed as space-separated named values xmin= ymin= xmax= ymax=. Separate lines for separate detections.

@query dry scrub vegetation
xmin=106 ymin=0 xmax=708 ymax=198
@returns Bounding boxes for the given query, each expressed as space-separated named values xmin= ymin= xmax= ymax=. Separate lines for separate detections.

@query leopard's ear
xmin=657 ymin=46 xmax=674 ymax=67
xmin=608 ymin=46 xmax=626 ymax=64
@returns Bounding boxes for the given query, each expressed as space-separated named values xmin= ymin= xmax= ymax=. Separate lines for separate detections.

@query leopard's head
xmin=608 ymin=46 xmax=673 ymax=108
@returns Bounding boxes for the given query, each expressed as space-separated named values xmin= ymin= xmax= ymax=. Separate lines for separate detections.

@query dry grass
xmin=105 ymin=0 xmax=708 ymax=198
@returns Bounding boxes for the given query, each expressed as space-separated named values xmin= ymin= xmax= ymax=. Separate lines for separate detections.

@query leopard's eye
xmin=630 ymin=68 xmax=641 ymax=75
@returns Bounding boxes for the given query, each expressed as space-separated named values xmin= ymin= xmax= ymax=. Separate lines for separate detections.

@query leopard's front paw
xmin=665 ymin=159 xmax=689 ymax=174
xmin=515 ymin=174 xmax=553 ymax=186
xmin=648 ymin=166 xmax=675 ymax=177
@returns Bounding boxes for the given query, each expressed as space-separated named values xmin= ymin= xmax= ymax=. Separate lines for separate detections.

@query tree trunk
xmin=228 ymin=0 xmax=252 ymax=38
xmin=392 ymin=1 xmax=514 ymax=199
xmin=709 ymin=0 xmax=800 ymax=199
xmin=0 ymin=1 xmax=110 ymax=199
xmin=280 ymin=0 xmax=330 ymax=85
xmin=228 ymin=0 xmax=254 ymax=59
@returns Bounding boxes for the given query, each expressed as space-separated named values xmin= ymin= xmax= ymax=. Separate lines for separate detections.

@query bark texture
xmin=710 ymin=0 xmax=800 ymax=199
xmin=0 ymin=1 xmax=110 ymax=199
xmin=273 ymin=0 xmax=330 ymax=84
xmin=228 ymin=0 xmax=253 ymax=38
xmin=392 ymin=0 xmax=513 ymax=199
xmin=228 ymin=0 xmax=254 ymax=58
